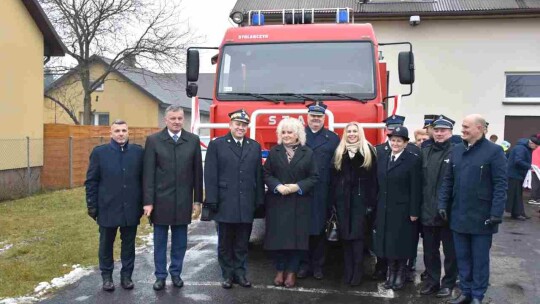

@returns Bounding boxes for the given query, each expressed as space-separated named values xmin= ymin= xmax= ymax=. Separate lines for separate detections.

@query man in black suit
xmin=85 ymin=120 xmax=144 ymax=291
xmin=143 ymin=105 xmax=203 ymax=291
xmin=204 ymin=109 xmax=265 ymax=289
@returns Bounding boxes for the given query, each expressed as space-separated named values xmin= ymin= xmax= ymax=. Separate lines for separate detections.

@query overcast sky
xmin=179 ymin=0 xmax=238 ymax=73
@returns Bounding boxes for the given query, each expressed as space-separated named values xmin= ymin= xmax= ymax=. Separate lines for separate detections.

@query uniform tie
xmin=236 ymin=140 xmax=242 ymax=148
xmin=172 ymin=134 xmax=179 ymax=142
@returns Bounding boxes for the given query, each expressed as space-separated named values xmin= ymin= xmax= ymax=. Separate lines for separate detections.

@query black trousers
xmin=343 ymin=239 xmax=364 ymax=283
xmin=99 ymin=225 xmax=137 ymax=279
xmin=299 ymin=232 xmax=326 ymax=272
xmin=422 ymin=225 xmax=458 ymax=288
xmin=217 ymin=222 xmax=253 ymax=280
xmin=532 ymin=172 xmax=540 ymax=200
xmin=506 ymin=178 xmax=526 ymax=217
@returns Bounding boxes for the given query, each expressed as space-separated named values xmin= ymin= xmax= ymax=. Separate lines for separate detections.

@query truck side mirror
xmin=186 ymin=83 xmax=198 ymax=98
xmin=187 ymin=49 xmax=200 ymax=82
xmin=398 ymin=51 xmax=415 ymax=85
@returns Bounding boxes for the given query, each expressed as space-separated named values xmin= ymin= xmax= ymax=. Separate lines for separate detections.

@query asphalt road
xmin=41 ymin=204 xmax=540 ymax=304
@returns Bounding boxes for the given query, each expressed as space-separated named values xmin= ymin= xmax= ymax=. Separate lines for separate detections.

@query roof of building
xmin=231 ymin=0 xmax=540 ymax=18
xmin=21 ymin=0 xmax=66 ymax=56
xmin=46 ymin=56 xmax=213 ymax=113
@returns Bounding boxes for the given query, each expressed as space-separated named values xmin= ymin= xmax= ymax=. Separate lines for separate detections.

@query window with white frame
xmin=79 ymin=112 xmax=110 ymax=126
xmin=505 ymin=72 xmax=540 ymax=102
xmin=91 ymin=80 xmax=104 ymax=91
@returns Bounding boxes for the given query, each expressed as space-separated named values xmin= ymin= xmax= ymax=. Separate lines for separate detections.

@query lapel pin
xmin=227 ymin=139 xmax=231 ymax=142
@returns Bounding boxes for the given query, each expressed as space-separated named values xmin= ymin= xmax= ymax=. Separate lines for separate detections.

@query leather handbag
xmin=325 ymin=207 xmax=339 ymax=242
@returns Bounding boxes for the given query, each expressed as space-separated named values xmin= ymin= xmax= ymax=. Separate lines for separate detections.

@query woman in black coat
xmin=264 ymin=118 xmax=319 ymax=288
xmin=374 ymin=126 xmax=422 ymax=291
xmin=331 ymin=122 xmax=377 ymax=286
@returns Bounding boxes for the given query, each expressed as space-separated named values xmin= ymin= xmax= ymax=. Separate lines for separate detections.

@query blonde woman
xmin=263 ymin=117 xmax=319 ymax=288
xmin=331 ymin=122 xmax=377 ymax=286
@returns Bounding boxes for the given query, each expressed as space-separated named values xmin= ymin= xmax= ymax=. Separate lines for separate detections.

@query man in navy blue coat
xmin=438 ymin=114 xmax=507 ymax=304
xmin=85 ymin=120 xmax=144 ymax=292
xmin=204 ymin=109 xmax=264 ymax=289
xmin=505 ymin=134 xmax=539 ymax=220
xmin=297 ymin=102 xmax=339 ymax=280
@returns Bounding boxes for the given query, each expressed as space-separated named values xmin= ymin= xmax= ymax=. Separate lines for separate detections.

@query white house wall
xmin=368 ymin=17 xmax=540 ymax=140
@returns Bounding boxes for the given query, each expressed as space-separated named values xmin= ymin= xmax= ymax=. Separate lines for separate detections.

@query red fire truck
xmin=186 ymin=8 xmax=415 ymax=152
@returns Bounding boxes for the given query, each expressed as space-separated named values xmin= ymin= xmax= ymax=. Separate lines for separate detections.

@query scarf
xmin=284 ymin=143 xmax=300 ymax=163
xmin=346 ymin=143 xmax=360 ymax=159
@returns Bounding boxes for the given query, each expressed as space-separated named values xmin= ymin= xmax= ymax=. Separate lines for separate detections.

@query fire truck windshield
xmin=217 ymin=41 xmax=376 ymax=101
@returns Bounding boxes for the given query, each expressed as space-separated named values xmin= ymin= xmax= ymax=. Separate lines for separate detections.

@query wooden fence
xmin=42 ymin=124 xmax=160 ymax=189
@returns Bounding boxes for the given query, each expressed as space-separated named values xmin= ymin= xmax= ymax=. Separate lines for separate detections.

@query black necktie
xmin=236 ymin=141 xmax=242 ymax=148
xmin=388 ymin=155 xmax=396 ymax=169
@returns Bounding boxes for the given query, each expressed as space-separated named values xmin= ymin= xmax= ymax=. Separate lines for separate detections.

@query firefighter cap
xmin=383 ymin=115 xmax=405 ymax=130
xmin=228 ymin=109 xmax=250 ymax=124
xmin=306 ymin=101 xmax=327 ymax=116
xmin=432 ymin=114 xmax=455 ymax=129
xmin=423 ymin=114 xmax=438 ymax=128
xmin=387 ymin=126 xmax=410 ymax=141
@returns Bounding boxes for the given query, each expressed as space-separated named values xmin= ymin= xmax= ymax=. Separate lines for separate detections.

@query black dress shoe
xmin=420 ymin=271 xmax=428 ymax=281
xmin=512 ymin=215 xmax=529 ymax=221
xmin=221 ymin=278 xmax=233 ymax=289
xmin=313 ymin=269 xmax=324 ymax=280
xmin=153 ymin=279 xmax=165 ymax=291
xmin=420 ymin=283 xmax=440 ymax=295
xmin=120 ymin=277 xmax=134 ymax=290
xmin=436 ymin=287 xmax=452 ymax=298
xmin=448 ymin=293 xmax=472 ymax=304
xmin=171 ymin=276 xmax=184 ymax=288
xmin=297 ymin=268 xmax=310 ymax=279
xmin=234 ymin=276 xmax=252 ymax=288
xmin=470 ymin=299 xmax=482 ymax=304
xmin=102 ymin=279 xmax=115 ymax=292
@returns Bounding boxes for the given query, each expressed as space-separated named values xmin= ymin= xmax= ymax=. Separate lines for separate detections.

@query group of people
xmin=85 ymin=103 xmax=540 ymax=304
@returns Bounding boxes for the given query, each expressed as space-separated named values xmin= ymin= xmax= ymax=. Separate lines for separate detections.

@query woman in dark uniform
xmin=263 ymin=118 xmax=319 ymax=288
xmin=374 ymin=126 xmax=422 ymax=290
xmin=331 ymin=122 xmax=377 ymax=286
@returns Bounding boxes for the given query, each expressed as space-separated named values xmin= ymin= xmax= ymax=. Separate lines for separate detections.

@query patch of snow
xmin=0 ymin=265 xmax=92 ymax=304
xmin=0 ymin=244 xmax=13 ymax=254
xmin=184 ymin=294 xmax=212 ymax=301
xmin=0 ymin=297 xmax=39 ymax=304
xmin=136 ymin=232 xmax=153 ymax=253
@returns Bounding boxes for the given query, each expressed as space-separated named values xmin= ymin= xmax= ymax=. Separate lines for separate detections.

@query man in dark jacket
xmin=85 ymin=120 xmax=144 ymax=291
xmin=204 ymin=109 xmax=265 ymax=289
xmin=143 ymin=105 xmax=203 ymax=291
xmin=439 ymin=114 xmax=507 ymax=304
xmin=419 ymin=115 xmax=458 ymax=298
xmin=505 ymin=134 xmax=540 ymax=220
xmin=298 ymin=102 xmax=339 ymax=280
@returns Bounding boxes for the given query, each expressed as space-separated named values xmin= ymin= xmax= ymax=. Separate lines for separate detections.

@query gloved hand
xmin=485 ymin=216 xmax=502 ymax=225
xmin=205 ymin=202 xmax=219 ymax=212
xmin=285 ymin=184 xmax=300 ymax=193
xmin=276 ymin=184 xmax=291 ymax=195
xmin=87 ymin=207 xmax=97 ymax=221
xmin=438 ymin=209 xmax=448 ymax=222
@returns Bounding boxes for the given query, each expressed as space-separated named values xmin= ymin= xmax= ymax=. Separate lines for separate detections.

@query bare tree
xmin=41 ymin=0 xmax=197 ymax=125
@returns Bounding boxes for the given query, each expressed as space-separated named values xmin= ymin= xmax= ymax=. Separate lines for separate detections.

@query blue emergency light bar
xmin=245 ymin=7 xmax=353 ymax=25
xmin=252 ymin=12 xmax=265 ymax=26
